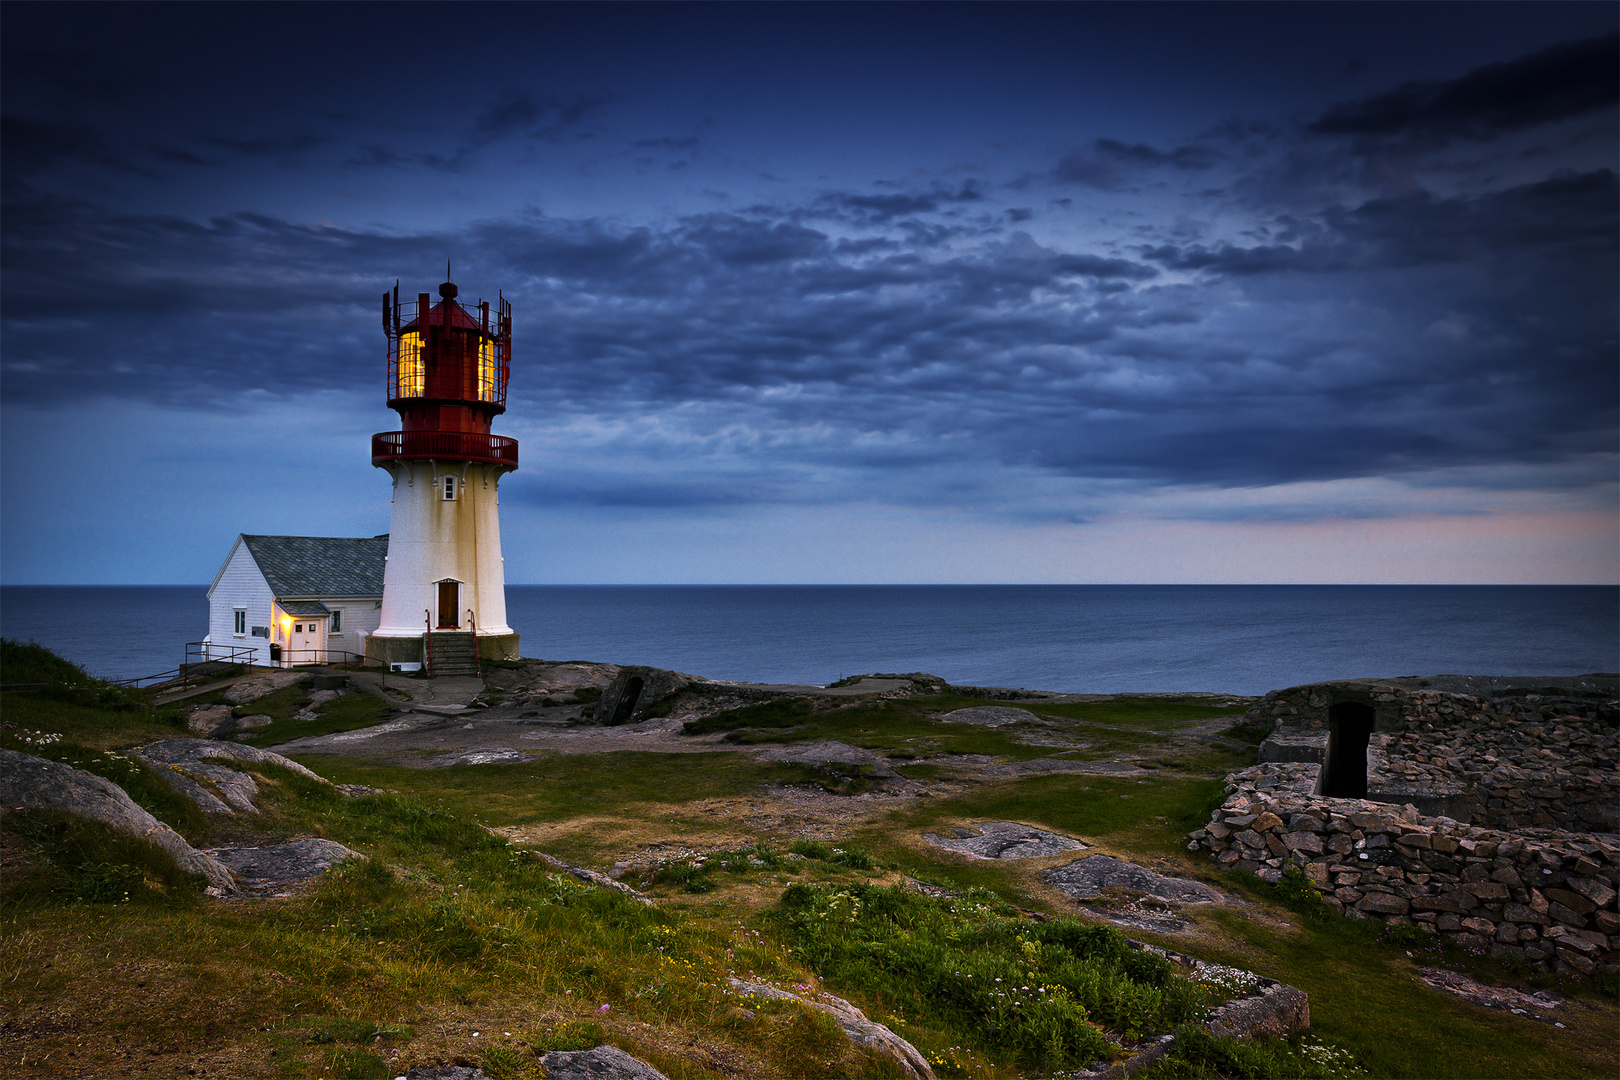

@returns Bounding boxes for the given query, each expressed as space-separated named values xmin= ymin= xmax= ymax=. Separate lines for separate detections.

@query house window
xmin=233 ymin=609 xmax=246 ymax=635
xmin=442 ymin=474 xmax=457 ymax=500
xmin=293 ymin=623 xmax=303 ymax=633
xmin=329 ymin=610 xmax=342 ymax=634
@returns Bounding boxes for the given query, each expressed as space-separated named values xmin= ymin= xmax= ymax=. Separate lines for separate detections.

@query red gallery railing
xmin=371 ymin=430 xmax=519 ymax=466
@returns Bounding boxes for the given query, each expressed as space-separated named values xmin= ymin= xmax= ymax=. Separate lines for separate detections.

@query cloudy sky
xmin=3 ymin=2 xmax=1616 ymax=585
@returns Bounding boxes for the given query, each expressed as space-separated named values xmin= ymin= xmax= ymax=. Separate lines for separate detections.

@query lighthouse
xmin=364 ymin=278 xmax=520 ymax=673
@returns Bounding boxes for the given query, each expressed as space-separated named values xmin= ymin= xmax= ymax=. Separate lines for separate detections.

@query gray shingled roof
xmin=278 ymin=600 xmax=333 ymax=617
xmin=241 ymin=535 xmax=388 ymax=598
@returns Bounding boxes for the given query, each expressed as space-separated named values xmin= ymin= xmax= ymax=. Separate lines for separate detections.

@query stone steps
xmin=427 ymin=632 xmax=479 ymax=678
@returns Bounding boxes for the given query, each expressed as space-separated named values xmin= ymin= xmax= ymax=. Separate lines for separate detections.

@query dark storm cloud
xmin=811 ymin=181 xmax=987 ymax=224
xmin=2 ymin=18 xmax=1614 ymax=520
xmin=1053 ymin=138 xmax=1221 ymax=189
xmin=1309 ymin=31 xmax=1619 ymax=142
xmin=200 ymin=134 xmax=327 ymax=159
xmin=0 ymin=114 xmax=151 ymax=179
xmin=345 ymin=90 xmax=615 ymax=172
xmin=1143 ymin=169 xmax=1617 ymax=277
xmin=474 ymin=90 xmax=613 ymax=143
xmin=5 ymin=160 xmax=1611 ymax=506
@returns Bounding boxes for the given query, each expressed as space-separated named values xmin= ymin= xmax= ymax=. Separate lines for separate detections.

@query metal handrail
xmin=272 ymin=648 xmax=368 ymax=669
xmin=424 ymin=609 xmax=434 ymax=676
xmin=466 ymin=609 xmax=481 ymax=677
xmin=112 ymin=643 xmax=373 ymax=688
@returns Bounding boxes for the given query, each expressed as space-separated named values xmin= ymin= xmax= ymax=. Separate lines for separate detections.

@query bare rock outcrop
xmin=1045 ymin=855 xmax=1222 ymax=904
xmin=922 ymin=821 xmax=1087 ymax=859
xmin=406 ymin=1048 xmax=671 ymax=1080
xmin=756 ymin=740 xmax=895 ymax=778
xmin=223 ymin=670 xmax=309 ymax=705
xmin=0 ymin=748 xmax=235 ymax=892
xmin=136 ymin=738 xmax=328 ymax=814
xmin=597 ymin=666 xmax=697 ymax=726
xmin=937 ymin=706 xmax=1033 ymax=727
xmin=209 ymin=837 xmax=363 ymax=895
xmin=727 ymin=977 xmax=933 ymax=1080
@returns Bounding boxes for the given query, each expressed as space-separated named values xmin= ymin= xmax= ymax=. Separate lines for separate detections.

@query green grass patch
xmin=294 ymin=752 xmax=828 ymax=828
xmin=764 ymin=881 xmax=1209 ymax=1072
xmin=1189 ymin=873 xmax=1617 ymax=1080
xmin=683 ymin=698 xmax=817 ymax=735
xmin=896 ymin=772 xmax=1228 ymax=850
xmin=686 ymin=693 xmax=1075 ymax=762
xmin=1142 ymin=1028 xmax=1367 ymax=1079
xmin=232 ymin=682 xmax=313 ymax=723
xmin=1 ymin=810 xmax=208 ymax=908
xmin=239 ymin=691 xmax=398 ymax=748
xmin=0 ymin=689 xmax=188 ymax=755
xmin=1031 ymin=697 xmax=1250 ymax=728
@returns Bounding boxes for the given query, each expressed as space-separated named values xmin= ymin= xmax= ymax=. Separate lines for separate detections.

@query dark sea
xmin=2 ymin=584 xmax=1615 ymax=696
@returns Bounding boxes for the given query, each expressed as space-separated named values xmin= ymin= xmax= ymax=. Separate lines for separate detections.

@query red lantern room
xmin=371 ymin=279 xmax=519 ymax=469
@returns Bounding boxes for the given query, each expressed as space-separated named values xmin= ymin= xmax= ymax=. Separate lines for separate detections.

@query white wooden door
xmin=288 ymin=619 xmax=326 ymax=664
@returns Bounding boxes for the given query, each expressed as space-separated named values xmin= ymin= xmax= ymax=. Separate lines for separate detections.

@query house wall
xmin=205 ymin=539 xmax=276 ymax=666
xmin=285 ymin=596 xmax=382 ymax=660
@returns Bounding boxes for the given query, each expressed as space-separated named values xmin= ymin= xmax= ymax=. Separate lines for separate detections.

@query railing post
xmin=466 ymin=609 xmax=480 ymax=678
xmin=424 ymin=609 xmax=434 ymax=677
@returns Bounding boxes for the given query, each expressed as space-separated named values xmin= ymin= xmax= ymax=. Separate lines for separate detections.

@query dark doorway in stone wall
xmin=610 ymin=677 xmax=645 ymax=726
xmin=1322 ymin=701 xmax=1376 ymax=798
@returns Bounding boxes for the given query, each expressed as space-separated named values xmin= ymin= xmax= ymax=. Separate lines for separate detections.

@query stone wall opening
xmin=1321 ymin=701 xmax=1376 ymax=798
xmin=609 ymin=676 xmax=644 ymax=725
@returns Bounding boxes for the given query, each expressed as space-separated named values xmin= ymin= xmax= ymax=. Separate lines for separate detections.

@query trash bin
xmin=269 ymin=643 xmax=282 ymax=666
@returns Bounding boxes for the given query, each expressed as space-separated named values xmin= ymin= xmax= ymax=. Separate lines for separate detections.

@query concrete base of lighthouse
xmin=365 ymin=631 xmax=520 ymax=670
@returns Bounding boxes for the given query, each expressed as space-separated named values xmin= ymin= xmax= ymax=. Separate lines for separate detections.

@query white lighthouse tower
xmin=364 ymin=277 xmax=520 ymax=673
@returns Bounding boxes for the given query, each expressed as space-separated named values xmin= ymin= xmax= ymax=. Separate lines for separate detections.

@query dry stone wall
xmin=1249 ymin=675 xmax=1617 ymax=831
xmin=1189 ymin=762 xmax=1620 ymax=976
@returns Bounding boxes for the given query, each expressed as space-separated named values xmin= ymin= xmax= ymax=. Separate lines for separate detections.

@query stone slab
xmin=1045 ymin=855 xmax=1222 ymax=903
xmin=920 ymin=821 xmax=1086 ymax=860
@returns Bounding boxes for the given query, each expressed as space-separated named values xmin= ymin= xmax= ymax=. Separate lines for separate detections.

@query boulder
xmin=185 ymin=705 xmax=235 ymax=735
xmin=595 ymin=666 xmax=695 ymax=726
xmin=0 ymin=748 xmax=234 ymax=892
xmin=541 ymin=1045 xmax=672 ymax=1080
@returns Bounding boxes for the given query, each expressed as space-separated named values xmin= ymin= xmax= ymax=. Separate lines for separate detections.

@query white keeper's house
xmin=204 ymin=534 xmax=389 ymax=667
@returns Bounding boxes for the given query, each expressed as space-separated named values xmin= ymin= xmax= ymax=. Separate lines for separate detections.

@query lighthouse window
xmin=477 ymin=335 xmax=496 ymax=402
xmin=395 ymin=331 xmax=425 ymax=398
xmin=442 ymin=475 xmax=457 ymax=501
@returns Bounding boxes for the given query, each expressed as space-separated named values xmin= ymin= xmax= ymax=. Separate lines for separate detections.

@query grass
xmin=2 ymin=643 xmax=1613 ymax=1079
xmin=764 ymin=881 xmax=1206 ymax=1071
xmin=1029 ymin=697 xmax=1251 ymax=729
xmin=235 ymin=691 xmax=399 ymax=748
xmin=685 ymin=693 xmax=1104 ymax=762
